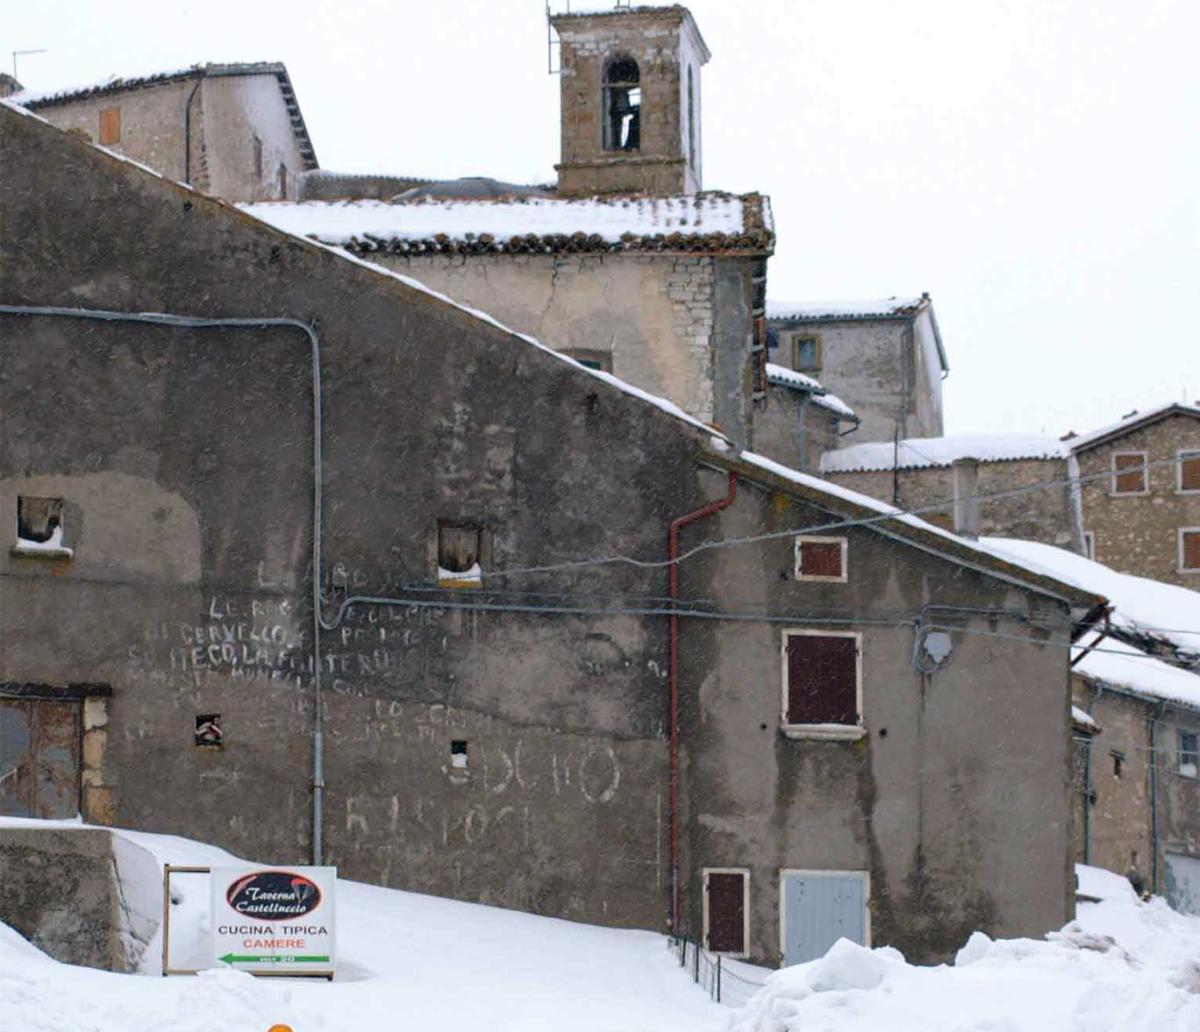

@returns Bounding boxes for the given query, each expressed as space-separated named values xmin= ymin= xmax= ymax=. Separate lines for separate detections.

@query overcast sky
xmin=6 ymin=0 xmax=1198 ymax=437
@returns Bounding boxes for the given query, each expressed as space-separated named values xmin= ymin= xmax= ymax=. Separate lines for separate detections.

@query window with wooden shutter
xmin=782 ymin=631 xmax=860 ymax=730
xmin=703 ymin=869 xmax=747 ymax=955
xmin=98 ymin=106 xmax=121 ymax=145
xmin=1181 ymin=529 xmax=1200 ymax=572
xmin=1112 ymin=452 xmax=1147 ymax=494
xmin=1178 ymin=451 xmax=1200 ymax=493
xmin=794 ymin=536 xmax=847 ymax=581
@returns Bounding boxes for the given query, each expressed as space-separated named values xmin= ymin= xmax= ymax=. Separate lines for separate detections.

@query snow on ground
xmin=731 ymin=865 xmax=1200 ymax=1032
xmin=0 ymin=818 xmax=723 ymax=1032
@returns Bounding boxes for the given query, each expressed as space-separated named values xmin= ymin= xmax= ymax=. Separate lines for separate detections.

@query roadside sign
xmin=210 ymin=866 xmax=336 ymax=976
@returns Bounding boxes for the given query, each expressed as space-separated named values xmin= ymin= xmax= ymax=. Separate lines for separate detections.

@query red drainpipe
xmin=668 ymin=471 xmax=737 ymax=936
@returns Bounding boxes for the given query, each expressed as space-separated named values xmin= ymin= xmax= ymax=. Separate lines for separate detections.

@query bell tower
xmin=550 ymin=4 xmax=710 ymax=198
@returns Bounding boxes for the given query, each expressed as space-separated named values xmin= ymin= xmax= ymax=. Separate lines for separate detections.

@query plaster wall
xmin=27 ymin=81 xmax=192 ymax=182
xmin=753 ymin=389 xmax=843 ymax=473
xmin=1074 ymin=413 xmax=1200 ymax=587
xmin=678 ymin=470 xmax=1076 ymax=963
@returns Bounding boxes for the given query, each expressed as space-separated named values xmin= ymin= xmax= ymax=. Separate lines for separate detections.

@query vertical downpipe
xmin=668 ymin=473 xmax=737 ymax=936
xmin=1148 ymin=703 xmax=1163 ymax=894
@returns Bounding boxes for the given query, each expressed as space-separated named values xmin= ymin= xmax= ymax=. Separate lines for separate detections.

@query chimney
xmin=952 ymin=458 xmax=980 ymax=539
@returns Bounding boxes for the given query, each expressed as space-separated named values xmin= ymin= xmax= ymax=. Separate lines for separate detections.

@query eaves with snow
xmin=766 ymin=296 xmax=929 ymax=322
xmin=821 ymin=435 xmax=1069 ymax=474
xmin=1060 ymin=401 xmax=1200 ymax=454
xmin=239 ymin=193 xmax=774 ymax=256
xmin=765 ymin=362 xmax=857 ymax=421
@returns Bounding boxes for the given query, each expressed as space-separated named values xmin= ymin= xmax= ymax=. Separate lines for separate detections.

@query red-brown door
xmin=0 ymin=698 xmax=81 ymax=818
xmin=705 ymin=870 xmax=746 ymax=954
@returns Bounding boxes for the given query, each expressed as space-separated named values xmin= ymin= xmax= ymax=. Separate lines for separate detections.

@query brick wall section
xmin=826 ymin=457 xmax=1080 ymax=547
xmin=1074 ymin=412 xmax=1200 ymax=587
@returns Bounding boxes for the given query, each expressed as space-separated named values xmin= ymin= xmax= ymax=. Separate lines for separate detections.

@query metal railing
xmin=668 ymin=935 xmax=768 ymax=1007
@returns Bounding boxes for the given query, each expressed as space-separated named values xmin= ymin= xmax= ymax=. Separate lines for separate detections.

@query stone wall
xmin=752 ymin=388 xmax=844 ymax=473
xmin=0 ymin=827 xmax=159 ymax=971
xmin=1074 ymin=412 xmax=1200 ymax=587
xmin=826 ymin=457 xmax=1081 ymax=549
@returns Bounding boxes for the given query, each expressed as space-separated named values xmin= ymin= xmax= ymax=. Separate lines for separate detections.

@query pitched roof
xmin=821 ymin=435 xmax=1068 ymax=474
xmin=1062 ymin=402 xmax=1200 ymax=454
xmin=9 ymin=62 xmax=318 ymax=171
xmin=1072 ymin=635 xmax=1200 ymax=712
xmin=2 ymin=101 xmax=1104 ymax=622
xmin=237 ymin=193 xmax=774 ymax=256
xmin=765 ymin=363 xmax=857 ymax=421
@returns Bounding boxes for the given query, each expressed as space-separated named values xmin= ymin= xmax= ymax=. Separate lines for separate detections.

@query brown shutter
xmin=1181 ymin=454 xmax=1200 ymax=491
xmin=705 ymin=872 xmax=745 ymax=953
xmin=1183 ymin=531 xmax=1200 ymax=571
xmin=1113 ymin=453 xmax=1146 ymax=493
xmin=99 ymin=107 xmax=121 ymax=145
xmin=786 ymin=634 xmax=858 ymax=725
xmin=799 ymin=540 xmax=843 ymax=578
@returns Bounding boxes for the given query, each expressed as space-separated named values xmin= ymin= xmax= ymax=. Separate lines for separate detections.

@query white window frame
xmin=789 ymin=332 xmax=822 ymax=372
xmin=794 ymin=535 xmax=848 ymax=583
xmin=778 ymin=868 xmax=871 ymax=963
xmin=1178 ymin=450 xmax=1200 ymax=495
xmin=1180 ymin=527 xmax=1200 ymax=574
xmin=701 ymin=866 xmax=750 ymax=959
xmin=780 ymin=628 xmax=865 ymax=741
xmin=1082 ymin=531 xmax=1095 ymax=560
xmin=1111 ymin=450 xmax=1149 ymax=496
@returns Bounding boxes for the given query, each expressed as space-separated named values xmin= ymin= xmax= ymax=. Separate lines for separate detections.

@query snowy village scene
xmin=1 ymin=0 xmax=1198 ymax=1029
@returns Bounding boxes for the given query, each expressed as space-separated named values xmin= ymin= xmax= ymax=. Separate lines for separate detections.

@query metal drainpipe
xmin=1148 ymin=701 xmax=1165 ymax=894
xmin=796 ymin=395 xmax=810 ymax=472
xmin=0 ymin=304 xmax=328 ymax=865
xmin=667 ymin=472 xmax=737 ymax=937
xmin=183 ymin=73 xmax=204 ymax=186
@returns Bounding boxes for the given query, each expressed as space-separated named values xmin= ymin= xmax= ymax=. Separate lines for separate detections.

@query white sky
xmin=6 ymin=0 xmax=1198 ymax=437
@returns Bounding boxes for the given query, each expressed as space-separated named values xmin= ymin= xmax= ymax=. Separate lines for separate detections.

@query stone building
xmin=1065 ymin=403 xmax=1200 ymax=588
xmin=2 ymin=104 xmax=1107 ymax=965
xmin=821 ymin=436 xmax=1082 ymax=549
xmin=9 ymin=62 xmax=317 ymax=201
xmin=765 ymin=296 xmax=949 ymax=451
xmin=752 ymin=364 xmax=859 ymax=473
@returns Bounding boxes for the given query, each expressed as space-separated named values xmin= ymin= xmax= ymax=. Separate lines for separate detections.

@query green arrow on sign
xmin=219 ymin=954 xmax=330 ymax=964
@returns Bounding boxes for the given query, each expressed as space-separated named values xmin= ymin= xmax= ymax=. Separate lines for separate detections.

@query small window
xmin=1178 ymin=450 xmax=1200 ymax=493
xmin=794 ymin=536 xmax=847 ymax=582
xmin=1110 ymin=749 xmax=1125 ymax=778
xmin=195 ymin=714 xmax=222 ymax=748
xmin=1181 ymin=529 xmax=1200 ymax=573
xmin=1112 ymin=452 xmax=1148 ymax=495
xmin=790 ymin=334 xmax=821 ymax=372
xmin=562 ymin=349 xmax=612 ymax=373
xmin=1180 ymin=730 xmax=1199 ymax=778
xmin=781 ymin=630 xmax=861 ymax=736
xmin=98 ymin=106 xmax=121 ymax=145
xmin=450 ymin=740 xmax=469 ymax=769
xmin=438 ymin=521 xmax=483 ymax=587
xmin=252 ymin=135 xmax=263 ymax=179
xmin=702 ymin=868 xmax=748 ymax=956
xmin=1082 ymin=531 xmax=1095 ymax=560
xmin=278 ymin=163 xmax=288 ymax=198
xmin=13 ymin=496 xmax=73 ymax=558
xmin=603 ymin=57 xmax=641 ymax=151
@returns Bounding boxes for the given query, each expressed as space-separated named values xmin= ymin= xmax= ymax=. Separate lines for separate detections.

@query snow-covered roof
xmin=238 ymin=193 xmax=774 ymax=255
xmin=1073 ymin=634 xmax=1200 ymax=712
xmin=980 ymin=537 xmax=1200 ymax=661
xmin=1062 ymin=402 xmax=1200 ymax=454
xmin=765 ymin=363 xmax=857 ymax=421
xmin=822 ymin=435 xmax=1069 ymax=474
xmin=1071 ymin=705 xmax=1100 ymax=732
xmin=9 ymin=62 xmax=318 ymax=170
xmin=766 ymin=296 xmax=928 ymax=322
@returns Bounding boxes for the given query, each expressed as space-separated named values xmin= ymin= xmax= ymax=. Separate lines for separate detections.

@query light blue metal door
xmin=781 ymin=871 xmax=867 ymax=966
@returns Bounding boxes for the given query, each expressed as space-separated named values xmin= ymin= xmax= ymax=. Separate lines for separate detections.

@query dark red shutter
xmin=1183 ymin=532 xmax=1200 ymax=571
xmin=1181 ymin=455 xmax=1200 ymax=491
xmin=1113 ymin=454 xmax=1145 ymax=493
xmin=786 ymin=635 xmax=857 ymax=725
xmin=706 ymin=872 xmax=745 ymax=953
xmin=99 ymin=107 xmax=120 ymax=145
xmin=800 ymin=540 xmax=843 ymax=578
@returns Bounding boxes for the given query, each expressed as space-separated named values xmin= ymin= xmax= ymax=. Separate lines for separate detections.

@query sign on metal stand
xmin=162 ymin=864 xmax=337 ymax=979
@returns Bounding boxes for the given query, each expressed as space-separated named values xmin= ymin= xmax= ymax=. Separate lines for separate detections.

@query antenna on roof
xmin=12 ymin=49 xmax=47 ymax=80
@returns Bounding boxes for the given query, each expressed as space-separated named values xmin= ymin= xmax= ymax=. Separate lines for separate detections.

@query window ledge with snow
xmin=437 ymin=563 xmax=482 ymax=589
xmin=11 ymin=528 xmax=73 ymax=560
xmin=780 ymin=723 xmax=866 ymax=742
